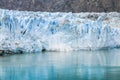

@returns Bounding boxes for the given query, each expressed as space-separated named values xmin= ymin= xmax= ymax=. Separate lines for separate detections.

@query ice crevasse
xmin=0 ymin=9 xmax=120 ymax=52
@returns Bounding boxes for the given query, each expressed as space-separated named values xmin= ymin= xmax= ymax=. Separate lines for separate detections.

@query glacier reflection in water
xmin=0 ymin=49 xmax=120 ymax=80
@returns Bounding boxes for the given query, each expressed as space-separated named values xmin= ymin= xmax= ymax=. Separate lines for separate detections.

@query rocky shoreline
xmin=0 ymin=50 xmax=24 ymax=56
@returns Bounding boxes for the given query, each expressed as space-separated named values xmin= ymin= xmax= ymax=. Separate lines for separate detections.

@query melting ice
xmin=0 ymin=9 xmax=120 ymax=52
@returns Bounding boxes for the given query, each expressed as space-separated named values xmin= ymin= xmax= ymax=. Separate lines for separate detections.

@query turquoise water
xmin=0 ymin=49 xmax=120 ymax=80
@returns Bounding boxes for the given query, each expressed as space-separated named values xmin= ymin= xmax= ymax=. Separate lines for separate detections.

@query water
xmin=0 ymin=49 xmax=120 ymax=80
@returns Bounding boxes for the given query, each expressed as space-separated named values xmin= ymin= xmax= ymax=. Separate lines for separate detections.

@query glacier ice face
xmin=0 ymin=9 xmax=120 ymax=52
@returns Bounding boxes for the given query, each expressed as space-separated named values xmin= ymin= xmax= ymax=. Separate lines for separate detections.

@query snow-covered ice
xmin=0 ymin=9 xmax=120 ymax=52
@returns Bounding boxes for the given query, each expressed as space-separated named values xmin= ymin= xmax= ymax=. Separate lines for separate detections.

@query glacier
xmin=0 ymin=9 xmax=120 ymax=53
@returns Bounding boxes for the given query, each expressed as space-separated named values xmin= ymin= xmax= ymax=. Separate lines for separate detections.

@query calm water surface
xmin=0 ymin=49 xmax=120 ymax=80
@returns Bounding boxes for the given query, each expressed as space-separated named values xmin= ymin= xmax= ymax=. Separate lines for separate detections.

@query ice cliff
xmin=0 ymin=9 xmax=120 ymax=52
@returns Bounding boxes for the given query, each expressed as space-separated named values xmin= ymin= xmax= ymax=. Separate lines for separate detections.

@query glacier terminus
xmin=0 ymin=9 xmax=120 ymax=53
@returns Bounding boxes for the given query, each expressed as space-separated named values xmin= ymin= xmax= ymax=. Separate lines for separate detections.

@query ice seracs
xmin=0 ymin=9 xmax=120 ymax=53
